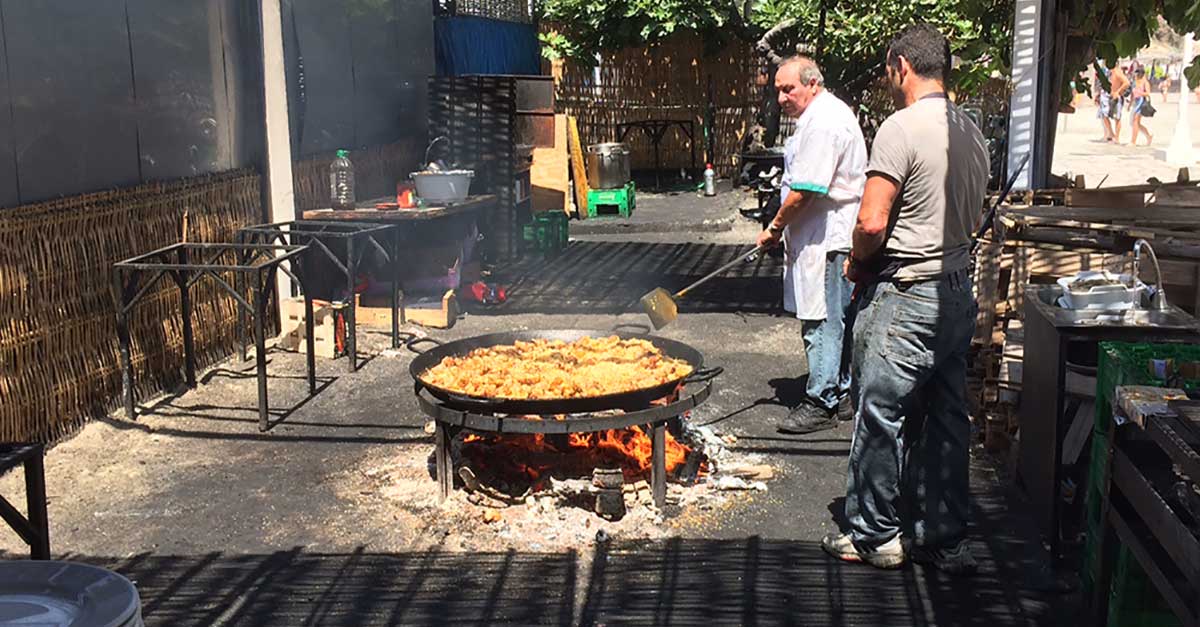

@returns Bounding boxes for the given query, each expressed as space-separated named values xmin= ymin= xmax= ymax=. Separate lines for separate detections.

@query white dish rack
xmin=1056 ymin=271 xmax=1146 ymax=310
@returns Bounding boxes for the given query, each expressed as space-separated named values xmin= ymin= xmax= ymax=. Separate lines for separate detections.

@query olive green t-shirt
xmin=867 ymin=97 xmax=990 ymax=280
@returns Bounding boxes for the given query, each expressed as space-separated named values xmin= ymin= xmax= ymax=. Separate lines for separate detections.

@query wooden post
xmin=259 ymin=0 xmax=296 ymax=300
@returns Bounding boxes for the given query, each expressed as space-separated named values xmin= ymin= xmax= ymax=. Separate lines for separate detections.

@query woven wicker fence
xmin=556 ymin=35 xmax=760 ymax=178
xmin=292 ymin=140 xmax=424 ymax=211
xmin=0 ymin=170 xmax=263 ymax=443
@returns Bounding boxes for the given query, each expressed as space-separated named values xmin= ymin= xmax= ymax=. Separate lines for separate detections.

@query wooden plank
xmin=531 ymin=114 xmax=570 ymax=215
xmin=1152 ymin=185 xmax=1200 ymax=208
xmin=567 ymin=116 xmax=589 ymax=219
xmin=1063 ymin=188 xmax=1147 ymax=208
xmin=355 ymin=290 xmax=458 ymax=329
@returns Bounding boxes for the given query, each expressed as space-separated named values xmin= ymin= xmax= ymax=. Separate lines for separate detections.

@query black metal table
xmin=237 ymin=220 xmax=402 ymax=372
xmin=113 ymin=242 xmax=314 ymax=432
xmin=0 ymin=443 xmax=49 ymax=559
xmin=1090 ymin=400 xmax=1200 ymax=626
xmin=616 ymin=119 xmax=697 ymax=190
xmin=416 ymin=380 xmax=713 ymax=509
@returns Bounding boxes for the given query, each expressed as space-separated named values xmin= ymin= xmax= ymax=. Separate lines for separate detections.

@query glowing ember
xmin=459 ymin=427 xmax=700 ymax=490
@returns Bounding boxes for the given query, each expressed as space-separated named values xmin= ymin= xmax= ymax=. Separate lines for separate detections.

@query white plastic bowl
xmin=411 ymin=170 xmax=474 ymax=204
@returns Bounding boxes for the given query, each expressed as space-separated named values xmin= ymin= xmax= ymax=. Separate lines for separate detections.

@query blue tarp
xmin=434 ymin=16 xmax=540 ymax=76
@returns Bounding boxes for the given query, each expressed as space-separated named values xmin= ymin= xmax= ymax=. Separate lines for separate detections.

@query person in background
xmin=1095 ymin=62 xmax=1115 ymax=142
xmin=1108 ymin=60 xmax=1130 ymax=144
xmin=1163 ymin=63 xmax=1177 ymax=102
xmin=1129 ymin=67 xmax=1154 ymax=146
xmin=822 ymin=23 xmax=989 ymax=573
xmin=756 ymin=55 xmax=866 ymax=435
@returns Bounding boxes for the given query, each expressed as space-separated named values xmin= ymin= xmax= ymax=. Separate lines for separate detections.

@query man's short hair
xmin=779 ymin=55 xmax=825 ymax=86
xmin=886 ymin=24 xmax=950 ymax=82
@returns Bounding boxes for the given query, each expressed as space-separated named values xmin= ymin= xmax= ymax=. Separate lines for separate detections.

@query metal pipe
xmin=254 ymin=272 xmax=270 ymax=432
xmin=1133 ymin=239 xmax=1169 ymax=310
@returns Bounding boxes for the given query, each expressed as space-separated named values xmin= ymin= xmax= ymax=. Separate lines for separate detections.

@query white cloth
xmin=779 ymin=90 xmax=867 ymax=320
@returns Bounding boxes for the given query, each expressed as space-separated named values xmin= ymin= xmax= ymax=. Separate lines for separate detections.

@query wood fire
xmin=460 ymin=426 xmax=700 ymax=492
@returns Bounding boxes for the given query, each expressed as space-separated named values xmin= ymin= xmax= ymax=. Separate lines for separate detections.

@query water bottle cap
xmin=336 ymin=149 xmax=349 ymax=158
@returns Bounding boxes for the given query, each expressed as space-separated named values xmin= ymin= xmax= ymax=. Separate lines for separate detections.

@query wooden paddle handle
xmin=675 ymin=245 xmax=767 ymax=299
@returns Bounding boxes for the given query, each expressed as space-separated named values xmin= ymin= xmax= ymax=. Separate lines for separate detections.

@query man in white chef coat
xmin=757 ymin=55 xmax=867 ymax=434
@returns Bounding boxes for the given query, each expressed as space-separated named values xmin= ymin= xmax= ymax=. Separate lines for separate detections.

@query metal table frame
xmin=417 ymin=381 xmax=713 ymax=509
xmin=616 ymin=119 xmax=697 ymax=190
xmin=0 ymin=443 xmax=49 ymax=559
xmin=237 ymin=220 xmax=403 ymax=372
xmin=1089 ymin=404 xmax=1200 ymax=626
xmin=113 ymin=242 xmax=314 ymax=431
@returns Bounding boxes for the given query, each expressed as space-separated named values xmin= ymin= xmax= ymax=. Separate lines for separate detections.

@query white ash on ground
xmin=345 ymin=425 xmax=775 ymax=553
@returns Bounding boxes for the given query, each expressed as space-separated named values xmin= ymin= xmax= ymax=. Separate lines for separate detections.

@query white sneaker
xmin=821 ymin=532 xmax=906 ymax=569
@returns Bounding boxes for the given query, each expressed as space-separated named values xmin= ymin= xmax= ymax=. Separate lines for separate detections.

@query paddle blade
xmin=640 ymin=288 xmax=678 ymax=330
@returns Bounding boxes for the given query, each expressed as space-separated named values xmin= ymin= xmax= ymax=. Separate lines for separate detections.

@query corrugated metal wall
xmin=0 ymin=0 xmax=265 ymax=206
xmin=281 ymin=0 xmax=433 ymax=157
xmin=0 ymin=0 xmax=435 ymax=207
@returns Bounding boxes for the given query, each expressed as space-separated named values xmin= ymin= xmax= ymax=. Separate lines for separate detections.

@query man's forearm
xmin=769 ymin=190 xmax=813 ymax=230
xmin=851 ymin=225 xmax=886 ymax=262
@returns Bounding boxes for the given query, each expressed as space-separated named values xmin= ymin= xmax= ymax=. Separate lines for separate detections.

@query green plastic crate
xmin=1082 ymin=341 xmax=1197 ymax=626
xmin=586 ymin=181 xmax=636 ymax=218
xmin=522 ymin=211 xmax=569 ymax=255
xmin=1107 ymin=547 xmax=1182 ymax=627
xmin=1095 ymin=342 xmax=1200 ymax=437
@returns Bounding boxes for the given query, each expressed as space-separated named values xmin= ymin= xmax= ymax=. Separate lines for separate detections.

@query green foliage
xmin=538 ymin=0 xmax=744 ymax=63
xmin=538 ymin=0 xmax=1012 ymax=101
xmin=537 ymin=0 xmax=1200 ymax=103
xmin=751 ymin=0 xmax=1011 ymax=98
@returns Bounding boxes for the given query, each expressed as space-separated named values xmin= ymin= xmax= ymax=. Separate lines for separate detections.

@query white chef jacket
xmin=780 ymin=90 xmax=867 ymax=320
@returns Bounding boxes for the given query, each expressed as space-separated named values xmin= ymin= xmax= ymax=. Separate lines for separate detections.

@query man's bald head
xmin=776 ymin=55 xmax=825 ymax=117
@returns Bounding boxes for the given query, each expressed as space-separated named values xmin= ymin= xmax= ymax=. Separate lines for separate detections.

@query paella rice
xmin=420 ymin=336 xmax=693 ymax=399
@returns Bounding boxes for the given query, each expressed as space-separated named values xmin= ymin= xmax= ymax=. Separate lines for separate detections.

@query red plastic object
xmin=466 ymin=281 xmax=507 ymax=305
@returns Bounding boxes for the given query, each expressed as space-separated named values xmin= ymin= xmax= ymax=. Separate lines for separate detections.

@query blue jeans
xmin=844 ymin=269 xmax=976 ymax=549
xmin=801 ymin=252 xmax=854 ymax=411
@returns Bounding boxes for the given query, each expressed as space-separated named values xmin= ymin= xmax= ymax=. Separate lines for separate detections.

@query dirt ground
xmin=0 ymin=190 xmax=1074 ymax=625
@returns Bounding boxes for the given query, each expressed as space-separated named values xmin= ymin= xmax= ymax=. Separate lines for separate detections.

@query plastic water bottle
xmin=703 ymin=163 xmax=716 ymax=196
xmin=330 ymin=149 xmax=356 ymax=210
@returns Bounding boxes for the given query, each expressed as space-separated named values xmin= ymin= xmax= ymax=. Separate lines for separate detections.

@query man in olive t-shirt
xmin=821 ymin=24 xmax=989 ymax=574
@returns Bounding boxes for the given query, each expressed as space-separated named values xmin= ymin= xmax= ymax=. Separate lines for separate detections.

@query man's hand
xmin=844 ymin=257 xmax=873 ymax=284
xmin=757 ymin=228 xmax=782 ymax=249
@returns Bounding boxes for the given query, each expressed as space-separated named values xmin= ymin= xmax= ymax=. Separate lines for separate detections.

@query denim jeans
xmin=844 ymin=269 xmax=977 ymax=549
xmin=801 ymin=252 xmax=854 ymax=410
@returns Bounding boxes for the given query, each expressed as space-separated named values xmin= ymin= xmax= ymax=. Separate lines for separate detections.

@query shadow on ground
xmin=484 ymin=241 xmax=783 ymax=316
xmin=65 ymin=534 xmax=1056 ymax=627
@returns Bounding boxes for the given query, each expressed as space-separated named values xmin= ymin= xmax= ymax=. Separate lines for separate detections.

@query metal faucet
xmin=424 ymin=136 xmax=449 ymax=168
xmin=1132 ymin=239 xmax=1170 ymax=311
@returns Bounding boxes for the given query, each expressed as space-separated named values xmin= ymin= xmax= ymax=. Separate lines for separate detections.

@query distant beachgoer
xmin=1095 ymin=63 xmax=1115 ymax=141
xmin=1129 ymin=68 xmax=1154 ymax=146
xmin=1108 ymin=61 xmax=1130 ymax=143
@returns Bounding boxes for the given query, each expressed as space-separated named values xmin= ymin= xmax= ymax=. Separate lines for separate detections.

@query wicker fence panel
xmin=555 ymin=35 xmax=760 ymax=178
xmin=292 ymin=140 xmax=424 ymax=212
xmin=0 ymin=171 xmax=263 ymax=443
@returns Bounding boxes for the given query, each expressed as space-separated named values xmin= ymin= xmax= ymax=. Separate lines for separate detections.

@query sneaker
xmin=908 ymin=540 xmax=978 ymax=575
xmin=822 ymin=532 xmax=906 ymax=569
xmin=837 ymin=395 xmax=853 ymax=421
xmin=777 ymin=401 xmax=837 ymax=434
